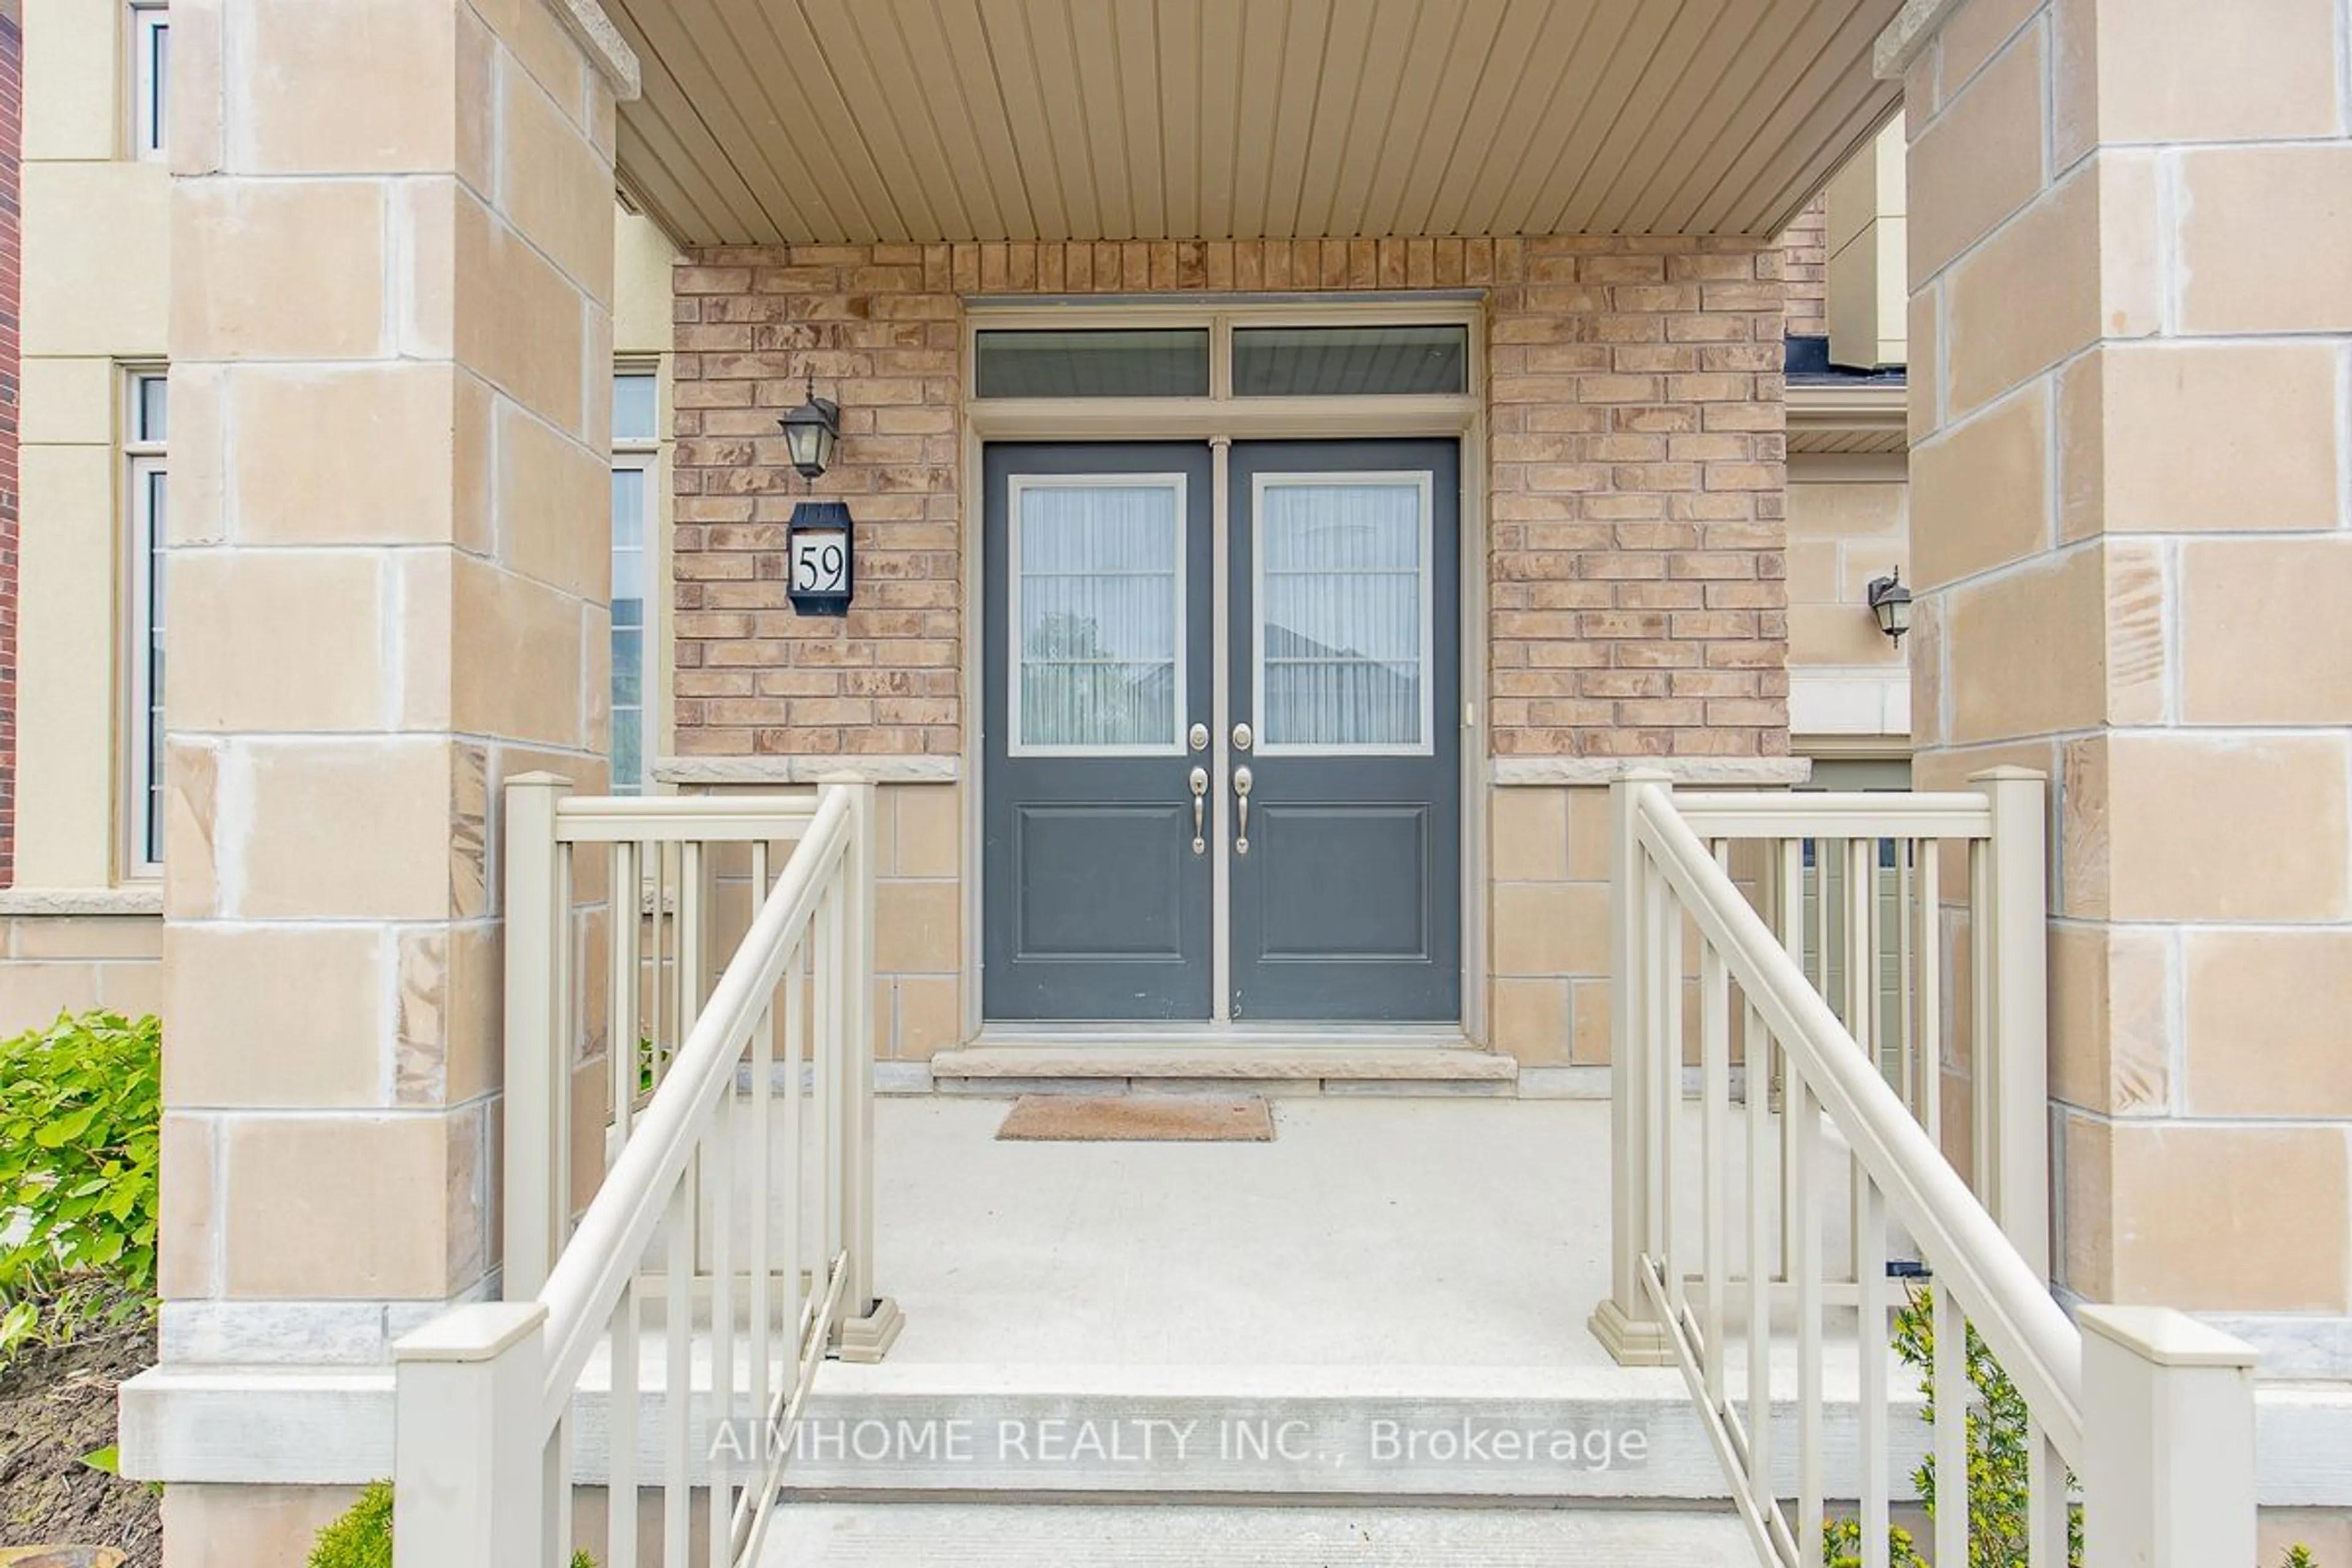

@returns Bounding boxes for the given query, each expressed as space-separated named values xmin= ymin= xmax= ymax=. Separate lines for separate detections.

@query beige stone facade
xmin=1902 ymin=0 xmax=2352 ymax=1317
xmin=156 ymin=0 xmax=625 ymax=1311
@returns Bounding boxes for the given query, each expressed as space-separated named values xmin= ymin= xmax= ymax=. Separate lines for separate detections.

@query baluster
xmin=554 ymin=850 xmax=574 ymax=1248
xmin=1744 ymin=1004 xmax=1774 ymax=1534
xmin=1793 ymin=1073 xmax=1823 ymax=1566
xmin=1844 ymin=837 xmax=1871 ymax=1066
xmin=663 ymin=1178 xmax=692 ymax=1567
xmin=1648 ymin=860 xmax=1680 ymax=1317
xmin=1701 ymin=842 xmax=1731 ymax=1406
xmin=608 ymin=1278 xmax=638 ymax=1568
xmin=1856 ymin=1177 xmax=1889 ymax=1568
xmin=1969 ymin=839 xmax=1993 ymax=1204
xmin=680 ymin=840 xmax=707 ymax=1049
xmin=1918 ymin=844 xmax=1941 ymax=1149
xmin=1846 ymin=836 xmax=1873 ymax=1292
xmin=2027 ymin=1417 xmax=2067 ymax=1566
xmin=783 ymin=948 xmax=809 ymax=1369
xmin=547 ymin=1409 xmax=573 ymax=1568
xmin=1779 ymin=840 xmax=1803 ymax=1285
xmin=609 ymin=839 xmax=639 ymax=1161
xmin=644 ymin=839 xmax=663 ymax=1090
xmin=816 ymin=879 xmax=845 ymax=1283
xmin=746 ymin=842 xmax=774 ymax=1498
xmin=1931 ymin=1283 xmax=1966 ymax=1568
xmin=706 ymin=1060 xmax=735 ymax=1567
xmin=1896 ymin=839 xmax=1915 ymax=1119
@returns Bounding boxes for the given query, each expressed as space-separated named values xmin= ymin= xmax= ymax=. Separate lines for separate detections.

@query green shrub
xmin=311 ymin=1480 xmax=597 ymax=1568
xmin=1826 ymin=1284 xmax=2312 ymax=1568
xmin=0 ymin=1009 xmax=163 ymax=1370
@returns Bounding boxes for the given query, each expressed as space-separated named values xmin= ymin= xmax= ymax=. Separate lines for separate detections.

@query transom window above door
xmin=971 ymin=314 xmax=1473 ymax=402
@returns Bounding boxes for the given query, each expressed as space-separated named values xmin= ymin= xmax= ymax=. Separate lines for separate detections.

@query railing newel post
xmin=503 ymin=771 xmax=573 ymax=1302
xmin=1592 ymin=768 xmax=1676 ymax=1367
xmin=1973 ymin=765 xmax=2049 ymax=1281
xmin=392 ymin=1302 xmax=550 ymax=1568
xmin=2078 ymin=1306 xmax=2258 ymax=1568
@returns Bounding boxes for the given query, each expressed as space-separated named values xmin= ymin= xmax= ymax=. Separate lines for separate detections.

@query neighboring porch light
xmin=778 ymin=375 xmax=840 ymax=480
xmin=1866 ymin=570 xmax=1913 ymax=644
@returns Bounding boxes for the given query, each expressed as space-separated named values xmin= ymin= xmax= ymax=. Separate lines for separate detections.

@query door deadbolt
xmin=1231 ymin=722 xmax=1254 ymax=753
xmin=1189 ymin=722 xmax=1210 ymax=752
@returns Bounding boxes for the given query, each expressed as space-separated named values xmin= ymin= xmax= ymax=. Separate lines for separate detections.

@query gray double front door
xmin=982 ymin=439 xmax=1461 ymax=1023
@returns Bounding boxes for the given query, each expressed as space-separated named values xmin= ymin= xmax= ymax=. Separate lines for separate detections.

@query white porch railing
xmin=390 ymin=777 xmax=886 ymax=1568
xmin=1607 ymin=771 xmax=2261 ymax=1567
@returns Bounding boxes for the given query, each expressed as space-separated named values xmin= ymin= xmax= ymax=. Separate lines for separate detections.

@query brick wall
xmin=1780 ymin=196 xmax=1827 ymax=341
xmin=0 ymin=12 xmax=20 ymax=885
xmin=1485 ymin=236 xmax=1789 ymax=760
xmin=669 ymin=235 xmax=1787 ymax=764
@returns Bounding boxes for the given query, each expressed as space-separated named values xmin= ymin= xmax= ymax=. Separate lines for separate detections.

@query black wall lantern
xmin=1866 ymin=569 xmax=1913 ymax=645
xmin=778 ymin=375 xmax=840 ymax=481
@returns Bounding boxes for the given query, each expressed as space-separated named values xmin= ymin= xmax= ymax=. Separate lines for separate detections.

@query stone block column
xmin=1895 ymin=0 xmax=2352 ymax=1347
xmin=155 ymin=0 xmax=632 ymax=1447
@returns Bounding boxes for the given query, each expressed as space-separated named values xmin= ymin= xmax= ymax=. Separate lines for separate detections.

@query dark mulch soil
xmin=0 ymin=1312 xmax=161 ymax=1566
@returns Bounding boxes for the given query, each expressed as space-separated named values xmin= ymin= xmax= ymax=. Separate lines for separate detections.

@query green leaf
xmin=80 ymin=1444 xmax=121 ymax=1476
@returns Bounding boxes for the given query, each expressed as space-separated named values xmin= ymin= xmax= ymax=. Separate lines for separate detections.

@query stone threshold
xmin=928 ymin=1044 xmax=1517 ymax=1095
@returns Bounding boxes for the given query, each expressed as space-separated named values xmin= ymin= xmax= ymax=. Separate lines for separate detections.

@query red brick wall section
xmin=668 ymin=236 xmax=1787 ymax=764
xmin=0 ymin=12 xmax=21 ymax=884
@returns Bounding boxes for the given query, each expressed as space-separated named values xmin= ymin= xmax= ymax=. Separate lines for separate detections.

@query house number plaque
xmin=786 ymin=500 xmax=855 ymax=617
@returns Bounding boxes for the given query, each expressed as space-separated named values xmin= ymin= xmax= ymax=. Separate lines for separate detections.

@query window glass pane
xmin=609 ymin=467 xmax=649 ymax=793
xmin=137 ymin=376 xmax=167 ymax=442
xmin=141 ymin=467 xmax=166 ymax=864
xmin=1015 ymin=483 xmax=1180 ymax=750
xmin=1257 ymin=481 xmax=1425 ymax=750
xmin=613 ymin=373 xmax=659 ymax=443
xmin=1232 ymin=325 xmax=1468 ymax=396
xmin=976 ymin=330 xmax=1210 ymax=399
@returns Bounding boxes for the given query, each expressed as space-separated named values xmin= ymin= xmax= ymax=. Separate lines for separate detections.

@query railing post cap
xmin=1967 ymin=765 xmax=2048 ymax=784
xmin=394 ymin=1300 xmax=549 ymax=1364
xmin=2078 ymin=1303 xmax=2258 ymax=1370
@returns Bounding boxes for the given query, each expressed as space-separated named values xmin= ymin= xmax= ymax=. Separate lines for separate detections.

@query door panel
xmin=983 ymin=443 xmax=1215 ymax=1021
xmin=1253 ymin=803 xmax=1434 ymax=959
xmin=1227 ymin=440 xmax=1462 ymax=1022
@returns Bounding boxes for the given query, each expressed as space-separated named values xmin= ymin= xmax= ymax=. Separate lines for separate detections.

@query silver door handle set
xmin=1183 ymin=723 xmax=1256 ymax=856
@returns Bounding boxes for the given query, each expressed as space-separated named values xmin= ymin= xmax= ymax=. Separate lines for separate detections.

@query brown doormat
xmin=995 ymin=1093 xmax=1275 ymax=1142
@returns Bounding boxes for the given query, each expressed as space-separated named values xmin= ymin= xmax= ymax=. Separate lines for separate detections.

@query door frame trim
xmin=960 ymin=297 xmax=1490 ymax=1045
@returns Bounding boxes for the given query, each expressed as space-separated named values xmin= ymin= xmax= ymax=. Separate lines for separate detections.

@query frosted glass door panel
xmin=1254 ymin=478 xmax=1430 ymax=752
xmin=1012 ymin=479 xmax=1185 ymax=752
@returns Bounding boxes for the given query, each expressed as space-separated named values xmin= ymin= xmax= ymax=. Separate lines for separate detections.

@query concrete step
xmin=927 ymin=1043 xmax=1517 ymax=1095
xmin=759 ymin=1501 xmax=1759 ymax=1566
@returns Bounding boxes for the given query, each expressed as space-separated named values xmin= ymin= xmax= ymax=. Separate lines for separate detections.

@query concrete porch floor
xmin=788 ymin=1093 xmax=1901 ymax=1509
xmin=860 ymin=1094 xmax=1640 ymax=1373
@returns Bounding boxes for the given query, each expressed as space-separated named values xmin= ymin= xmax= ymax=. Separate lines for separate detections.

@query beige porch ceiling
xmin=605 ymin=0 xmax=1905 ymax=249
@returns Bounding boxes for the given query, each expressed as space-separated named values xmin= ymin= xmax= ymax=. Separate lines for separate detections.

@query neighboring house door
xmin=981 ymin=439 xmax=1462 ymax=1024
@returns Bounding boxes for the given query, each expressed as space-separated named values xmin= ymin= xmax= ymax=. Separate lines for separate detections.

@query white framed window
xmin=1251 ymin=471 xmax=1434 ymax=757
xmin=1006 ymin=474 xmax=1188 ymax=757
xmin=130 ymin=2 xmax=169 ymax=160
xmin=125 ymin=371 xmax=167 ymax=874
xmin=610 ymin=370 xmax=660 ymax=794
